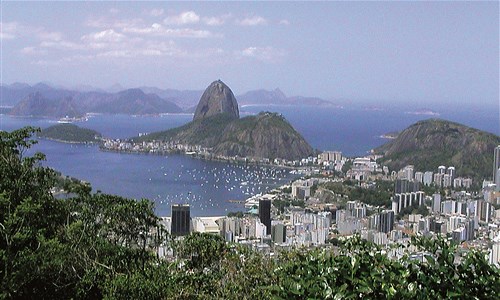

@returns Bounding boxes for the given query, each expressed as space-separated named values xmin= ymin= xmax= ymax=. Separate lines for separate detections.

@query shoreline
xmin=99 ymin=147 xmax=307 ymax=171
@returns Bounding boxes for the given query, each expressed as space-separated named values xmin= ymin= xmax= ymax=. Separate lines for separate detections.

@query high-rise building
xmin=496 ymin=169 xmax=500 ymax=191
xmin=259 ymin=199 xmax=271 ymax=235
xmin=271 ymin=223 xmax=286 ymax=243
xmin=423 ymin=171 xmax=433 ymax=186
xmin=494 ymin=146 xmax=500 ymax=183
xmin=171 ymin=204 xmax=191 ymax=236
xmin=320 ymin=151 xmax=342 ymax=162
xmin=432 ymin=193 xmax=441 ymax=213
xmin=434 ymin=173 xmax=444 ymax=187
xmin=447 ymin=166 xmax=455 ymax=180
xmin=438 ymin=165 xmax=446 ymax=174
xmin=443 ymin=174 xmax=452 ymax=188
xmin=414 ymin=172 xmax=424 ymax=183
xmin=404 ymin=165 xmax=414 ymax=181
xmin=379 ymin=210 xmax=394 ymax=233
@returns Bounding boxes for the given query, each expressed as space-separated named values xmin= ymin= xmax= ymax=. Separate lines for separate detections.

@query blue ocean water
xmin=1 ymin=105 xmax=498 ymax=216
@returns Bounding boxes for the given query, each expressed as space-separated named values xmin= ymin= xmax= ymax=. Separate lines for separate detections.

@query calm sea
xmin=1 ymin=105 xmax=498 ymax=216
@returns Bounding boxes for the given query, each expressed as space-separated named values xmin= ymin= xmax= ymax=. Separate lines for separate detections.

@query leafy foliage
xmin=1 ymin=127 xmax=499 ymax=299
xmin=321 ymin=180 xmax=393 ymax=207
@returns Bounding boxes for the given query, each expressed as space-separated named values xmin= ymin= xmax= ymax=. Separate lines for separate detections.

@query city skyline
xmin=1 ymin=1 xmax=498 ymax=106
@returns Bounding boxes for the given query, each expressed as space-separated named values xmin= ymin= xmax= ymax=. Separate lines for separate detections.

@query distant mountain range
xmin=0 ymin=82 xmax=336 ymax=118
xmin=375 ymin=119 xmax=500 ymax=182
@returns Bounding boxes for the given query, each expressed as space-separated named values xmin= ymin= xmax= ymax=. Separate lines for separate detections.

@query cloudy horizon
xmin=1 ymin=1 xmax=498 ymax=106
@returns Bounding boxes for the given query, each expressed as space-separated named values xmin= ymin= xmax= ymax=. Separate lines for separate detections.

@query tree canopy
xmin=1 ymin=127 xmax=499 ymax=299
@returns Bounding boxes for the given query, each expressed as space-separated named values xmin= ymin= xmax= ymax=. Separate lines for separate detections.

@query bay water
xmin=1 ymin=104 xmax=497 ymax=216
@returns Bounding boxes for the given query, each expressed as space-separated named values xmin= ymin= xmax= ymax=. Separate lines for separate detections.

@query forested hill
xmin=375 ymin=119 xmax=500 ymax=181
xmin=38 ymin=123 xmax=102 ymax=143
xmin=135 ymin=112 xmax=315 ymax=160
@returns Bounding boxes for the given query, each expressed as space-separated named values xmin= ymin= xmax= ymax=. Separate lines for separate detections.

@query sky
xmin=1 ymin=1 xmax=498 ymax=106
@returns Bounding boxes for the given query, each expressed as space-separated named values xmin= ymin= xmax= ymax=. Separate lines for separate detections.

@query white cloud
xmin=123 ymin=23 xmax=218 ymax=38
xmin=238 ymin=16 xmax=267 ymax=26
xmin=279 ymin=19 xmax=290 ymax=26
xmin=0 ymin=22 xmax=22 ymax=39
xmin=239 ymin=46 xmax=286 ymax=63
xmin=164 ymin=11 xmax=200 ymax=25
xmin=149 ymin=8 xmax=164 ymax=17
xmin=0 ymin=32 xmax=15 ymax=40
xmin=203 ymin=17 xmax=225 ymax=26
xmin=40 ymin=40 xmax=85 ymax=50
xmin=85 ymin=17 xmax=144 ymax=30
xmin=81 ymin=29 xmax=125 ymax=43
xmin=21 ymin=46 xmax=47 ymax=55
xmin=37 ymin=31 xmax=62 ymax=42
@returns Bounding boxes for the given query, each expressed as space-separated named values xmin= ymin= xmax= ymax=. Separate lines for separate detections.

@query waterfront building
xmin=171 ymin=204 xmax=191 ymax=236
xmin=259 ymin=199 xmax=271 ymax=235
xmin=320 ymin=151 xmax=342 ymax=162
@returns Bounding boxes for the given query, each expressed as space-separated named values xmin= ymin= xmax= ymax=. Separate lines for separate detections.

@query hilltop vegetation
xmin=375 ymin=119 xmax=500 ymax=181
xmin=39 ymin=123 xmax=102 ymax=143
xmin=135 ymin=112 xmax=315 ymax=160
xmin=1 ymin=127 xmax=499 ymax=299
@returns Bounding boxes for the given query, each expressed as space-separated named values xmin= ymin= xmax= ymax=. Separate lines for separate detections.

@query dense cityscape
xmin=139 ymin=145 xmax=500 ymax=267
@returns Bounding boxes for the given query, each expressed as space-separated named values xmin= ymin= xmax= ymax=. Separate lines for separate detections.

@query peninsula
xmin=104 ymin=80 xmax=315 ymax=161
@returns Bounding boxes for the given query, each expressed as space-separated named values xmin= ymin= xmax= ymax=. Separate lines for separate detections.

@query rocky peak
xmin=193 ymin=80 xmax=239 ymax=121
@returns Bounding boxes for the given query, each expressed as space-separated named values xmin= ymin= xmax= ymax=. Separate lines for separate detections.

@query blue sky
xmin=1 ymin=1 xmax=498 ymax=106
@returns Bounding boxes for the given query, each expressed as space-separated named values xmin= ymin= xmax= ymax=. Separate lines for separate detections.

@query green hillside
xmin=375 ymin=119 xmax=500 ymax=181
xmin=134 ymin=112 xmax=314 ymax=160
xmin=39 ymin=123 xmax=102 ymax=143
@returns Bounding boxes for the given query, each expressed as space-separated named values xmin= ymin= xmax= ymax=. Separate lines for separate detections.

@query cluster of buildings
xmin=394 ymin=164 xmax=473 ymax=189
xmin=102 ymin=137 xmax=324 ymax=168
xmin=155 ymin=146 xmax=500 ymax=267
xmin=159 ymin=200 xmax=331 ymax=256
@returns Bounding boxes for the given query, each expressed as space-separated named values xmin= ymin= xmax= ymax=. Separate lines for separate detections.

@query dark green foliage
xmin=397 ymin=202 xmax=429 ymax=220
xmin=39 ymin=123 xmax=102 ymax=143
xmin=1 ymin=127 xmax=499 ymax=299
xmin=321 ymin=180 xmax=393 ymax=207
xmin=133 ymin=113 xmax=235 ymax=144
xmin=0 ymin=127 xmax=165 ymax=299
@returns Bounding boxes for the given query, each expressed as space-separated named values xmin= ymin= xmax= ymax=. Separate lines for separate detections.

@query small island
xmin=38 ymin=123 xmax=102 ymax=144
